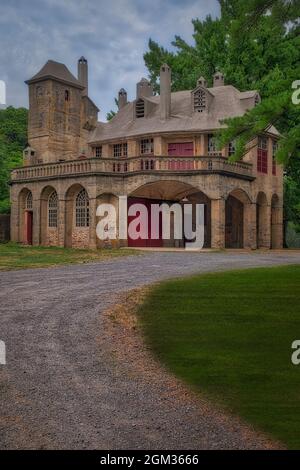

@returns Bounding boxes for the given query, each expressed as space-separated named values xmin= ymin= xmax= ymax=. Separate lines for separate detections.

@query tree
xmin=0 ymin=107 xmax=27 ymax=213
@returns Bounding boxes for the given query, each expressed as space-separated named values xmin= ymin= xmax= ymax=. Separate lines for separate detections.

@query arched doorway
xmin=128 ymin=180 xmax=211 ymax=248
xmin=271 ymin=194 xmax=282 ymax=249
xmin=256 ymin=192 xmax=269 ymax=249
xmin=65 ymin=184 xmax=90 ymax=248
xmin=225 ymin=189 xmax=251 ymax=248
xmin=18 ymin=188 xmax=33 ymax=244
xmin=40 ymin=186 xmax=58 ymax=246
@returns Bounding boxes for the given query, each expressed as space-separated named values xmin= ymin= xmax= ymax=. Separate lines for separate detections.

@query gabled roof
xmin=90 ymin=84 xmax=280 ymax=143
xmin=26 ymin=60 xmax=84 ymax=89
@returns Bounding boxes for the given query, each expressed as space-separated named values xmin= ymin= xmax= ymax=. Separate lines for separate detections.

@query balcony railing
xmin=11 ymin=156 xmax=254 ymax=181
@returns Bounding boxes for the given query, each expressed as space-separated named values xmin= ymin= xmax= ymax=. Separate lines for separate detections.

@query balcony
xmin=11 ymin=156 xmax=254 ymax=182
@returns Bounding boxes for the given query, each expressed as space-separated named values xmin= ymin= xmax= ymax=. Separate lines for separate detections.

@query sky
xmin=0 ymin=0 xmax=220 ymax=120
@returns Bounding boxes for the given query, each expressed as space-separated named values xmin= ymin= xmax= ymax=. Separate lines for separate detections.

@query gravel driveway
xmin=0 ymin=250 xmax=299 ymax=449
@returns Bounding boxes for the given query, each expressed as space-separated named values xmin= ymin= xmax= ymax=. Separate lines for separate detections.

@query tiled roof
xmin=89 ymin=85 xmax=279 ymax=143
xmin=26 ymin=60 xmax=84 ymax=89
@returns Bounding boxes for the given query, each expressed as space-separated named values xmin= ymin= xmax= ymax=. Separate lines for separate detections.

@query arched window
xmin=26 ymin=192 xmax=33 ymax=210
xmin=136 ymin=99 xmax=145 ymax=118
xmin=194 ymin=89 xmax=206 ymax=113
xmin=75 ymin=189 xmax=89 ymax=227
xmin=48 ymin=191 xmax=58 ymax=228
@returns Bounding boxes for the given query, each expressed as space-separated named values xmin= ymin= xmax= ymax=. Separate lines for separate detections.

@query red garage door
xmin=128 ymin=197 xmax=163 ymax=248
xmin=168 ymin=142 xmax=194 ymax=157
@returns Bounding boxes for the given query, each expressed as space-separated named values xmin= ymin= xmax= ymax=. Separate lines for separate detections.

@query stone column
xmin=32 ymin=195 xmax=40 ymax=246
xmin=57 ymin=198 xmax=66 ymax=247
xmin=271 ymin=204 xmax=283 ymax=249
xmin=211 ymin=198 xmax=226 ymax=249
xmin=244 ymin=202 xmax=257 ymax=249
xmin=89 ymin=197 xmax=98 ymax=249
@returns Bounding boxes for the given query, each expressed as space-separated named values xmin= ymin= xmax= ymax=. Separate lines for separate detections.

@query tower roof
xmin=26 ymin=60 xmax=84 ymax=89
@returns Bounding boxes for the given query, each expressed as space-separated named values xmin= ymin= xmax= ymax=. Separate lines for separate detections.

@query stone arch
xmin=40 ymin=185 xmax=58 ymax=246
xmin=128 ymin=180 xmax=211 ymax=248
xmin=18 ymin=187 xmax=33 ymax=244
xmin=271 ymin=194 xmax=282 ymax=249
xmin=65 ymin=184 xmax=90 ymax=248
xmin=256 ymin=192 xmax=270 ymax=249
xmin=225 ymin=188 xmax=251 ymax=248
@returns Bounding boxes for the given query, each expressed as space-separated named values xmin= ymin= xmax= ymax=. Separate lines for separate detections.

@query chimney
xmin=197 ymin=76 xmax=207 ymax=88
xmin=118 ymin=88 xmax=127 ymax=109
xmin=136 ymin=78 xmax=153 ymax=99
xmin=78 ymin=56 xmax=88 ymax=96
xmin=213 ymin=71 xmax=224 ymax=87
xmin=160 ymin=63 xmax=171 ymax=120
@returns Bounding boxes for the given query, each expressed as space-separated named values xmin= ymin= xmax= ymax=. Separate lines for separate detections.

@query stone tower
xmin=25 ymin=60 xmax=86 ymax=163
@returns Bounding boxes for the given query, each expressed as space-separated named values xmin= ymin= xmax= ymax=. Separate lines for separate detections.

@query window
xmin=65 ymin=90 xmax=69 ymax=101
xmin=113 ymin=143 xmax=127 ymax=158
xmin=208 ymin=134 xmax=216 ymax=154
xmin=140 ymin=138 xmax=154 ymax=155
xmin=257 ymin=136 xmax=268 ymax=174
xmin=48 ymin=191 xmax=58 ymax=228
xmin=136 ymin=99 xmax=145 ymax=118
xmin=228 ymin=141 xmax=236 ymax=157
xmin=75 ymin=189 xmax=89 ymax=227
xmin=26 ymin=192 xmax=33 ymax=210
xmin=272 ymin=140 xmax=278 ymax=176
xmin=95 ymin=146 xmax=102 ymax=158
xmin=194 ymin=89 xmax=206 ymax=113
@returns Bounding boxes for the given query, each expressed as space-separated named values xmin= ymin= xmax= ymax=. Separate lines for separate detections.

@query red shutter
xmin=168 ymin=142 xmax=194 ymax=157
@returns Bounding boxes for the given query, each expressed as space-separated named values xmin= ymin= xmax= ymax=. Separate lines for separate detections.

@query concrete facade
xmin=10 ymin=59 xmax=283 ymax=249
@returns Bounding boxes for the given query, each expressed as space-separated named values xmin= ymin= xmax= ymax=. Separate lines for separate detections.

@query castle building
xmin=10 ymin=58 xmax=283 ymax=249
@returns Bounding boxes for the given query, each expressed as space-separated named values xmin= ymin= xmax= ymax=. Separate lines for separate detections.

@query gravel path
xmin=0 ymin=250 xmax=299 ymax=449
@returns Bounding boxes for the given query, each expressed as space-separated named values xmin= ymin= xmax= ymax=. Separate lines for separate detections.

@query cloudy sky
xmin=0 ymin=0 xmax=219 ymax=119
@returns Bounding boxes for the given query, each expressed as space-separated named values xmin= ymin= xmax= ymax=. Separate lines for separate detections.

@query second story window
xmin=272 ymin=140 xmax=278 ymax=176
xmin=95 ymin=146 xmax=102 ymax=158
xmin=208 ymin=134 xmax=216 ymax=154
xmin=113 ymin=143 xmax=127 ymax=158
xmin=228 ymin=141 xmax=236 ymax=157
xmin=257 ymin=136 xmax=268 ymax=174
xmin=140 ymin=138 xmax=154 ymax=155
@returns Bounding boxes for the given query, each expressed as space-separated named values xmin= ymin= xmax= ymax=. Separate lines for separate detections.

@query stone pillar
xmin=32 ymin=196 xmax=40 ymax=246
xmin=211 ymin=198 xmax=225 ymax=249
xmin=244 ymin=202 xmax=257 ymax=249
xmin=271 ymin=205 xmax=283 ymax=249
xmin=57 ymin=198 xmax=66 ymax=247
xmin=89 ymin=197 xmax=98 ymax=249
xmin=258 ymin=203 xmax=271 ymax=249
xmin=10 ymin=187 xmax=19 ymax=242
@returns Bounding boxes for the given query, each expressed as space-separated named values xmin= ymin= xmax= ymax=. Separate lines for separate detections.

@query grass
xmin=0 ymin=242 xmax=139 ymax=270
xmin=138 ymin=265 xmax=300 ymax=449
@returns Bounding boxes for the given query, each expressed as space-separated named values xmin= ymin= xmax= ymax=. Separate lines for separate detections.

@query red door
xmin=127 ymin=198 xmax=163 ymax=248
xmin=26 ymin=211 xmax=33 ymax=245
xmin=168 ymin=142 xmax=194 ymax=157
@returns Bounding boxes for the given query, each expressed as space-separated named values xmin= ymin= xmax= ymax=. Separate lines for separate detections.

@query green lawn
xmin=138 ymin=265 xmax=300 ymax=449
xmin=0 ymin=242 xmax=138 ymax=270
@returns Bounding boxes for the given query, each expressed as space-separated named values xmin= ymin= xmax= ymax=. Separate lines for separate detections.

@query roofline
xmin=25 ymin=76 xmax=85 ymax=90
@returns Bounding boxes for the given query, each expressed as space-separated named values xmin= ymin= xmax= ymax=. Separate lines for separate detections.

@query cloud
xmin=0 ymin=0 xmax=219 ymax=119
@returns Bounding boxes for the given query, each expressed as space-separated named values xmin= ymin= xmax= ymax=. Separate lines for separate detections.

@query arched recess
xmin=65 ymin=184 xmax=90 ymax=248
xmin=256 ymin=192 xmax=270 ymax=248
xmin=18 ymin=188 xmax=33 ymax=244
xmin=225 ymin=189 xmax=251 ymax=248
xmin=271 ymin=194 xmax=282 ymax=249
xmin=128 ymin=180 xmax=211 ymax=248
xmin=40 ymin=186 xmax=58 ymax=246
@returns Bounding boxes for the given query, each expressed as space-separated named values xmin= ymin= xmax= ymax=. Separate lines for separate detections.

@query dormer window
xmin=136 ymin=99 xmax=145 ymax=118
xmin=194 ymin=89 xmax=206 ymax=113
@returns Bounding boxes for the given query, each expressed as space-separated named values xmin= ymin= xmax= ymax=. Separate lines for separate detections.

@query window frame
xmin=48 ymin=191 xmax=58 ymax=228
xmin=140 ymin=138 xmax=154 ymax=156
xmin=75 ymin=189 xmax=90 ymax=228
xmin=257 ymin=136 xmax=268 ymax=174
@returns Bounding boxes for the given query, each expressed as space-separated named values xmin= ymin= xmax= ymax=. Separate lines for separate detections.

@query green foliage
xmin=0 ymin=106 xmax=28 ymax=213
